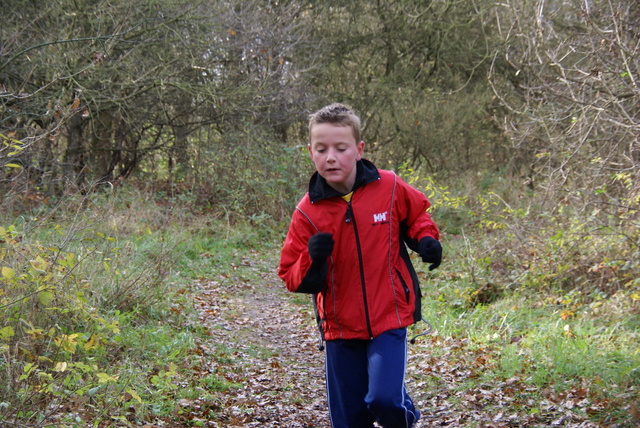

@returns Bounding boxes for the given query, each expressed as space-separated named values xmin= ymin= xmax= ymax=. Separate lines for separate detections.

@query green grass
xmin=0 ymin=188 xmax=260 ymax=425
xmin=416 ymin=260 xmax=639 ymax=424
xmin=1 ymin=185 xmax=638 ymax=426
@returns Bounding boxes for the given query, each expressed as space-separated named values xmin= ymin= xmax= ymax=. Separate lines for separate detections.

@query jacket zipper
xmin=396 ymin=268 xmax=411 ymax=303
xmin=345 ymin=200 xmax=374 ymax=339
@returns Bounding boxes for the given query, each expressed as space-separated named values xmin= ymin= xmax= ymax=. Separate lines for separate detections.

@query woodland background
xmin=1 ymin=0 xmax=639 ymax=426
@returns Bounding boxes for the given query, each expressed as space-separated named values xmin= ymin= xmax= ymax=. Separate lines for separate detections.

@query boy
xmin=278 ymin=103 xmax=442 ymax=428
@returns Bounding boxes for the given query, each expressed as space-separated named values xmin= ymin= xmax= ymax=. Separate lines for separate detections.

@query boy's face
xmin=308 ymin=123 xmax=364 ymax=194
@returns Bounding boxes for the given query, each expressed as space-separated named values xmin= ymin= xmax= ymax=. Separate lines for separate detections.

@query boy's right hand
xmin=308 ymin=232 xmax=334 ymax=263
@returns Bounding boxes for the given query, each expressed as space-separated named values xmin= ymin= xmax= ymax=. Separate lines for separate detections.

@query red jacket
xmin=278 ymin=160 xmax=439 ymax=340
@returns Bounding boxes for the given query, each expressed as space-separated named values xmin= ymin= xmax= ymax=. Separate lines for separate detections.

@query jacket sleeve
xmin=396 ymin=176 xmax=440 ymax=247
xmin=278 ymin=209 xmax=322 ymax=293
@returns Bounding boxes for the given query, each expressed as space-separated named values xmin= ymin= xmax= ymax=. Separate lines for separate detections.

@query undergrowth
xmin=0 ymin=187 xmax=258 ymax=426
xmin=404 ymin=167 xmax=640 ymax=425
xmin=1 ymin=173 xmax=638 ymax=426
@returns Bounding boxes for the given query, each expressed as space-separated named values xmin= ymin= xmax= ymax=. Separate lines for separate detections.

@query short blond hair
xmin=308 ymin=103 xmax=361 ymax=142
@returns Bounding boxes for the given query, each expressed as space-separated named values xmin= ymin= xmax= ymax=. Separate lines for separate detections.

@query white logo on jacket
xmin=373 ymin=211 xmax=388 ymax=223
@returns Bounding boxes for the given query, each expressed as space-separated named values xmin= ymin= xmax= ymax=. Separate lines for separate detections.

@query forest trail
xmin=194 ymin=250 xmax=330 ymax=427
xmin=191 ymin=249 xmax=604 ymax=428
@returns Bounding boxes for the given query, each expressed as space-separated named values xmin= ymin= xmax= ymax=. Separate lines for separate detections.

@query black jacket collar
xmin=308 ymin=159 xmax=380 ymax=203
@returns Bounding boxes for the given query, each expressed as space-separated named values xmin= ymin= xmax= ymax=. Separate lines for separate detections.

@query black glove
xmin=419 ymin=236 xmax=442 ymax=271
xmin=296 ymin=233 xmax=334 ymax=294
xmin=308 ymin=232 xmax=334 ymax=263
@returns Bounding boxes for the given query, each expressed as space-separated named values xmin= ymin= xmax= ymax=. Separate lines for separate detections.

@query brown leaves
xmin=408 ymin=336 xmax=605 ymax=427
xmin=191 ymin=255 xmax=328 ymax=427
xmin=630 ymin=401 xmax=640 ymax=423
xmin=92 ymin=52 xmax=105 ymax=66
xmin=187 ymin=251 xmax=617 ymax=427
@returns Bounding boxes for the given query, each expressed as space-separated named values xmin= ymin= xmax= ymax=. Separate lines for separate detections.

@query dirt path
xmin=194 ymin=251 xmax=330 ymax=427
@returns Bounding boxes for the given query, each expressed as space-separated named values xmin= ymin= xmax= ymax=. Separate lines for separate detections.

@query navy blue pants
xmin=325 ymin=328 xmax=420 ymax=428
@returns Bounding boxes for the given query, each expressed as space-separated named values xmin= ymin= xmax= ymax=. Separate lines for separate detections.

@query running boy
xmin=278 ymin=103 xmax=442 ymax=428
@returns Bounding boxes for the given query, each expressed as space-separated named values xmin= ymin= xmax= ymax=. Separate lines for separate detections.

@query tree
xmin=1 ymin=0 xmax=315 ymax=208
xmin=487 ymin=0 xmax=640 ymax=292
xmin=300 ymin=0 xmax=506 ymax=175
xmin=2 ymin=1 xmax=206 ymax=193
xmin=489 ymin=0 xmax=639 ymax=205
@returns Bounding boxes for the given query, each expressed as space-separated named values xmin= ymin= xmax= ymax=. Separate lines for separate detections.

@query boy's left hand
xmin=419 ymin=237 xmax=442 ymax=271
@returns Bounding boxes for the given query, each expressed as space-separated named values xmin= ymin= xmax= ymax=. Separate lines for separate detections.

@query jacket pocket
xmin=395 ymin=268 xmax=411 ymax=303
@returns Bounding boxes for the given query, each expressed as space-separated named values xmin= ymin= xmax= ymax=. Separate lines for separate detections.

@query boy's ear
xmin=307 ymin=143 xmax=313 ymax=156
xmin=356 ymin=141 xmax=365 ymax=160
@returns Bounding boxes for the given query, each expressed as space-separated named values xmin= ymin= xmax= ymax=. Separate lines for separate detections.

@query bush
xmin=0 ymin=189 xmax=196 ymax=424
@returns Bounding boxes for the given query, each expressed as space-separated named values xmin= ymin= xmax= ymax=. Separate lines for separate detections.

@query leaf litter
xmin=186 ymin=250 xmax=618 ymax=427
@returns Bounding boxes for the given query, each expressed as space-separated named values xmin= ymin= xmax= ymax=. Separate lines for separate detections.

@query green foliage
xmin=135 ymin=125 xmax=311 ymax=225
xmin=418 ymin=276 xmax=639 ymax=422
xmin=1 ymin=0 xmax=314 ymax=201
xmin=399 ymin=162 xmax=639 ymax=423
xmin=0 ymin=178 xmax=637 ymax=425
xmin=403 ymin=163 xmax=640 ymax=309
xmin=0 ymin=221 xmax=137 ymax=422
xmin=0 ymin=184 xmax=289 ymax=426
xmin=0 ymin=195 xmax=181 ymax=424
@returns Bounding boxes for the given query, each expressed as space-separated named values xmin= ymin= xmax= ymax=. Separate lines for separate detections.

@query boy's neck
xmin=327 ymin=179 xmax=354 ymax=195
